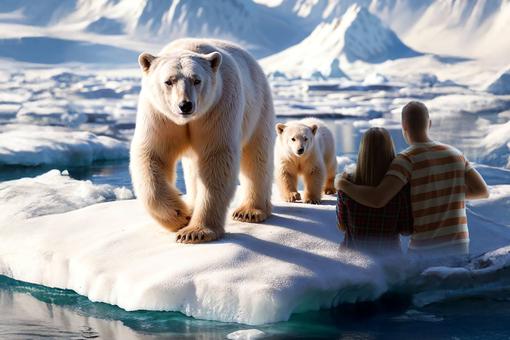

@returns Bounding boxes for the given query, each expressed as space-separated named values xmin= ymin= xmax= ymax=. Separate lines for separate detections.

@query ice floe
xmin=0 ymin=180 xmax=509 ymax=325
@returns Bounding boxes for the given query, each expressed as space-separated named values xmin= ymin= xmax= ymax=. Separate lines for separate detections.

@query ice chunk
xmin=227 ymin=329 xmax=266 ymax=339
xmin=486 ymin=66 xmax=510 ymax=95
xmin=0 ymin=169 xmax=133 ymax=224
xmin=480 ymin=121 xmax=510 ymax=168
xmin=0 ymin=125 xmax=129 ymax=166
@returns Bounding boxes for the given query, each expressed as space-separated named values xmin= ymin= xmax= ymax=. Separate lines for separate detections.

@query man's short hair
xmin=402 ymin=101 xmax=429 ymax=133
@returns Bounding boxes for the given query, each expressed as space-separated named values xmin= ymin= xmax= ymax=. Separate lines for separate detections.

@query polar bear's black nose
xmin=179 ymin=101 xmax=194 ymax=115
xmin=297 ymin=148 xmax=304 ymax=155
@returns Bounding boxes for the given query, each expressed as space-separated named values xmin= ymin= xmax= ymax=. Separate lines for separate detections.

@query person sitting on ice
xmin=336 ymin=101 xmax=489 ymax=256
xmin=335 ymin=127 xmax=413 ymax=253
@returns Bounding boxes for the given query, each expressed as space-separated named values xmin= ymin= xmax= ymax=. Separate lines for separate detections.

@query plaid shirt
xmin=337 ymin=184 xmax=413 ymax=252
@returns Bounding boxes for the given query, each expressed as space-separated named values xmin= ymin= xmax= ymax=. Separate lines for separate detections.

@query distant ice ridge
xmin=1 ymin=178 xmax=510 ymax=325
xmin=0 ymin=169 xmax=133 ymax=225
xmin=0 ymin=125 xmax=129 ymax=166
xmin=261 ymin=4 xmax=419 ymax=79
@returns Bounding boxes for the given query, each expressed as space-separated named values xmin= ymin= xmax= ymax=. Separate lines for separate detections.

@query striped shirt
xmin=386 ymin=141 xmax=473 ymax=252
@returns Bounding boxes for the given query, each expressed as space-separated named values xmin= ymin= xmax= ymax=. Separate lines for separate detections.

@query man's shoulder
xmin=400 ymin=141 xmax=464 ymax=159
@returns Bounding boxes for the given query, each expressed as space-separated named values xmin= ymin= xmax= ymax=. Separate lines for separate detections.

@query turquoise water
xmin=2 ymin=275 xmax=510 ymax=339
xmin=1 ymin=116 xmax=509 ymax=339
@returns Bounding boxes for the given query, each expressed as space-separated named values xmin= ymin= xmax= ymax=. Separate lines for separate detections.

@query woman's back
xmin=337 ymin=184 xmax=412 ymax=252
xmin=336 ymin=127 xmax=413 ymax=252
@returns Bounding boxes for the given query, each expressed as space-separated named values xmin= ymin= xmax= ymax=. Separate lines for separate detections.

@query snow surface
xmin=0 ymin=183 xmax=509 ymax=325
xmin=0 ymin=125 xmax=129 ymax=166
xmin=0 ymin=169 xmax=133 ymax=225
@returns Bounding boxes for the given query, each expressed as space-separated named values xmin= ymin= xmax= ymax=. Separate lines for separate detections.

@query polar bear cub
xmin=275 ymin=118 xmax=337 ymax=204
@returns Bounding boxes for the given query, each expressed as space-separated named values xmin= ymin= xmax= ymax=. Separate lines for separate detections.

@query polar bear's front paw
xmin=176 ymin=225 xmax=221 ymax=244
xmin=284 ymin=191 xmax=301 ymax=202
xmin=303 ymin=193 xmax=321 ymax=205
xmin=232 ymin=207 xmax=268 ymax=223
xmin=324 ymin=187 xmax=336 ymax=195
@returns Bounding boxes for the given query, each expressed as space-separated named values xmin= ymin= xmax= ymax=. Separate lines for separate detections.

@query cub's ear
xmin=311 ymin=124 xmax=318 ymax=135
xmin=204 ymin=52 xmax=222 ymax=72
xmin=138 ymin=52 xmax=156 ymax=73
xmin=275 ymin=123 xmax=286 ymax=135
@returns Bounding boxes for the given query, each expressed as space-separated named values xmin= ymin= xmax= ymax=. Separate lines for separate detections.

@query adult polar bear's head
xmin=138 ymin=50 xmax=222 ymax=125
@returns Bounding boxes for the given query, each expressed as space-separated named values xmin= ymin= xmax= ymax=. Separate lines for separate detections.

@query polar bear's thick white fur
xmin=130 ymin=38 xmax=275 ymax=243
xmin=275 ymin=118 xmax=337 ymax=204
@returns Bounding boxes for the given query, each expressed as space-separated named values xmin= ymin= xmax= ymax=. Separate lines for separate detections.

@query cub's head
xmin=276 ymin=122 xmax=318 ymax=157
xmin=138 ymin=50 xmax=222 ymax=125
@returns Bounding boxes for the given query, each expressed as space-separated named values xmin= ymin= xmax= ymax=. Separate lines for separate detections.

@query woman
xmin=335 ymin=127 xmax=412 ymax=252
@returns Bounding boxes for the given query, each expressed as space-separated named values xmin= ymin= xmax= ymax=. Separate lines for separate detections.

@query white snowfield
xmin=1 ymin=185 xmax=509 ymax=325
xmin=0 ymin=125 xmax=129 ymax=166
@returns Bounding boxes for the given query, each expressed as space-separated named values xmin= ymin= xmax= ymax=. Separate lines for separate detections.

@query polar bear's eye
xmin=304 ymin=137 xmax=308 ymax=142
xmin=291 ymin=138 xmax=296 ymax=141
xmin=194 ymin=79 xmax=201 ymax=85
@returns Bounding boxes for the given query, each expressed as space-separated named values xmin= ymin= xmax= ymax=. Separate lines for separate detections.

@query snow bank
xmin=0 ymin=169 xmax=132 ymax=224
xmin=0 ymin=185 xmax=509 ymax=325
xmin=0 ymin=125 xmax=129 ymax=166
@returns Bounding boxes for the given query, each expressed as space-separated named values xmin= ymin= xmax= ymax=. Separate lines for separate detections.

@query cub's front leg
xmin=303 ymin=163 xmax=325 ymax=204
xmin=176 ymin=145 xmax=239 ymax=243
xmin=276 ymin=161 xmax=301 ymax=202
xmin=130 ymin=142 xmax=191 ymax=232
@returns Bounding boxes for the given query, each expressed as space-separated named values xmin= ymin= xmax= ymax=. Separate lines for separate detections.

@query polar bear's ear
xmin=204 ymin=52 xmax=222 ymax=72
xmin=275 ymin=123 xmax=286 ymax=135
xmin=138 ymin=52 xmax=156 ymax=73
xmin=310 ymin=125 xmax=318 ymax=135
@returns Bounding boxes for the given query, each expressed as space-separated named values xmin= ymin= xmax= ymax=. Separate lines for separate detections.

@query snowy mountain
xmin=258 ymin=0 xmax=510 ymax=63
xmin=1 ymin=0 xmax=509 ymax=65
xmin=261 ymin=4 xmax=419 ymax=78
xmin=0 ymin=0 xmax=305 ymax=58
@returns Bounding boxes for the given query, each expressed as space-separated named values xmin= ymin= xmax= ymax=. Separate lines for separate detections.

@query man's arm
xmin=465 ymin=168 xmax=489 ymax=200
xmin=337 ymin=175 xmax=406 ymax=208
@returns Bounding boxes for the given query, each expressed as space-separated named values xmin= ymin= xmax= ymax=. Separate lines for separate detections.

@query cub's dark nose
xmin=297 ymin=148 xmax=304 ymax=155
xmin=178 ymin=100 xmax=193 ymax=115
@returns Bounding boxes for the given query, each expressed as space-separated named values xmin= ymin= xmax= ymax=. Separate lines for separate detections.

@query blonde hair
xmin=354 ymin=127 xmax=396 ymax=186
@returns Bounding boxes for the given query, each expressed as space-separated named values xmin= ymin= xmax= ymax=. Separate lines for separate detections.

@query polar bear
xmin=275 ymin=118 xmax=337 ymax=204
xmin=130 ymin=38 xmax=275 ymax=243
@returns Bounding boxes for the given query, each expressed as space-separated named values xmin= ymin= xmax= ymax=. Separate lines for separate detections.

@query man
xmin=337 ymin=101 xmax=489 ymax=255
